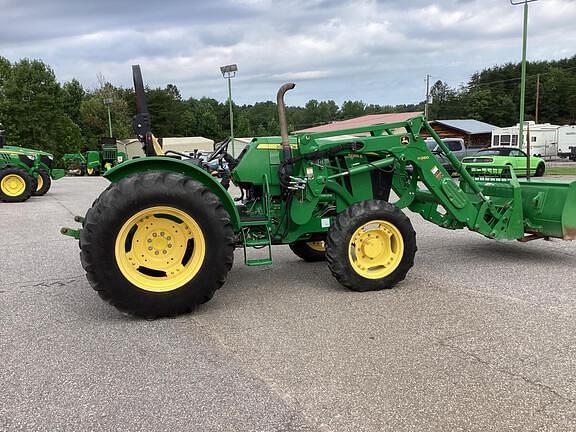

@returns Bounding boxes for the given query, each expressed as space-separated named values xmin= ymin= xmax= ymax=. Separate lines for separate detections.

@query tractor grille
xmin=40 ymin=155 xmax=53 ymax=168
xmin=18 ymin=154 xmax=34 ymax=167
xmin=102 ymin=148 xmax=117 ymax=162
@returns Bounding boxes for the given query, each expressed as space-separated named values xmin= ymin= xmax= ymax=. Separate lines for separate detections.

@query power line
xmin=465 ymin=65 xmax=576 ymax=89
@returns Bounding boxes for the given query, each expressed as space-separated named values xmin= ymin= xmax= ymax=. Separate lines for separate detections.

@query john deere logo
xmin=401 ymin=136 xmax=410 ymax=145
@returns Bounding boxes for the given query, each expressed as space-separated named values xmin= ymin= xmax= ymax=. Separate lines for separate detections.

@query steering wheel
xmin=206 ymin=138 xmax=230 ymax=163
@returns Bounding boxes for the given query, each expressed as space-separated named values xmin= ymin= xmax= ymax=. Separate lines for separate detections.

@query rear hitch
xmin=61 ymin=227 xmax=81 ymax=240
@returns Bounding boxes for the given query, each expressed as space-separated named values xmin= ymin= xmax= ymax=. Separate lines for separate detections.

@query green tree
xmin=0 ymin=58 xmax=81 ymax=159
xmin=340 ymin=100 xmax=366 ymax=119
xmin=80 ymin=83 xmax=132 ymax=146
xmin=62 ymin=79 xmax=85 ymax=126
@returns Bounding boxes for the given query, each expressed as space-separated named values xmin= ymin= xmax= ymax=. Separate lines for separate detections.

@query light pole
xmin=510 ymin=0 xmax=538 ymax=151
xmin=103 ymin=97 xmax=113 ymax=138
xmin=220 ymin=64 xmax=238 ymax=157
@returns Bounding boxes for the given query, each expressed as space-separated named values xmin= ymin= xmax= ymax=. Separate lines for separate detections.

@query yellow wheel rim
xmin=114 ymin=206 xmax=206 ymax=293
xmin=307 ymin=241 xmax=325 ymax=252
xmin=87 ymin=167 xmax=94 ymax=175
xmin=37 ymin=174 xmax=44 ymax=191
xmin=1 ymin=174 xmax=27 ymax=197
xmin=348 ymin=220 xmax=404 ymax=279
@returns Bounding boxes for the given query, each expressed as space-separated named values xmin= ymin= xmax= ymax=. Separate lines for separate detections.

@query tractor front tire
xmin=33 ymin=169 xmax=52 ymax=196
xmin=289 ymin=240 xmax=326 ymax=262
xmin=80 ymin=171 xmax=235 ymax=318
xmin=86 ymin=167 xmax=99 ymax=176
xmin=0 ymin=167 xmax=36 ymax=203
xmin=326 ymin=200 xmax=417 ymax=292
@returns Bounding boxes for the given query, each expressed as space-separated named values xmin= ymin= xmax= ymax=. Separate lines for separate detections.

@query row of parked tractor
xmin=0 ymin=130 xmax=128 ymax=202
xmin=0 ymin=132 xmax=65 ymax=202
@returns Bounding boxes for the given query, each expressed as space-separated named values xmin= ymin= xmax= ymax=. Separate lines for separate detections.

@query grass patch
xmin=545 ymin=167 xmax=576 ymax=176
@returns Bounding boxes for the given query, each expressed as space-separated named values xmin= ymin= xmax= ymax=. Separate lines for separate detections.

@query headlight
xmin=48 ymin=155 xmax=53 ymax=160
xmin=26 ymin=154 xmax=35 ymax=160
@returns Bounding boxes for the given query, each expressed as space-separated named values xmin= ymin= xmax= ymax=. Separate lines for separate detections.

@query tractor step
xmin=245 ymin=258 xmax=273 ymax=266
xmin=245 ymin=238 xmax=270 ymax=247
xmin=240 ymin=218 xmax=269 ymax=227
xmin=241 ymin=221 xmax=273 ymax=266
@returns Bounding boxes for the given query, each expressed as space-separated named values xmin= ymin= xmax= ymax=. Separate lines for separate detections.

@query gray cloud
xmin=1 ymin=0 xmax=575 ymax=105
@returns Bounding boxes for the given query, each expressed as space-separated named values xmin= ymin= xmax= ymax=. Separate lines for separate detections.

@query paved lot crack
xmin=437 ymin=337 xmax=575 ymax=407
xmin=0 ymin=275 xmax=84 ymax=290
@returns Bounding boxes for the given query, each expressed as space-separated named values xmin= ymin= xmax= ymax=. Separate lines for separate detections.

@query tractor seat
xmin=144 ymin=133 xmax=165 ymax=157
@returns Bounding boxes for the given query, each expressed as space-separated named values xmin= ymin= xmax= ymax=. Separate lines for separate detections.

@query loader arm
xmin=292 ymin=115 xmax=574 ymax=241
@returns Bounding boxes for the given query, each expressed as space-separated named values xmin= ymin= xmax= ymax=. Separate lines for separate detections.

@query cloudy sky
xmin=1 ymin=0 xmax=575 ymax=106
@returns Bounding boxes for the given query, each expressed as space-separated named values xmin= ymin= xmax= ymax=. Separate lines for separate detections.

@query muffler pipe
xmin=277 ymin=83 xmax=296 ymax=163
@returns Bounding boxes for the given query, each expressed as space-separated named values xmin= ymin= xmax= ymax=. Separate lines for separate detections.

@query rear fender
xmin=103 ymin=157 xmax=241 ymax=230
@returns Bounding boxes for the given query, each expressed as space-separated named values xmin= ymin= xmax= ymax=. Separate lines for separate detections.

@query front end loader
xmin=62 ymin=66 xmax=576 ymax=318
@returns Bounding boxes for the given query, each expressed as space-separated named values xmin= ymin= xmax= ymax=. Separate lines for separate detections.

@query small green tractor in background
xmin=62 ymin=66 xmax=576 ymax=319
xmin=0 ymin=127 xmax=64 ymax=202
xmin=63 ymin=137 xmax=128 ymax=176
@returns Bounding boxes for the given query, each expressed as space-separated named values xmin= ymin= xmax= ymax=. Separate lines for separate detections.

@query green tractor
xmin=62 ymin=66 xmax=576 ymax=319
xmin=2 ymin=146 xmax=64 ymax=195
xmin=0 ymin=131 xmax=37 ymax=202
xmin=63 ymin=138 xmax=128 ymax=176
xmin=0 ymin=125 xmax=65 ymax=198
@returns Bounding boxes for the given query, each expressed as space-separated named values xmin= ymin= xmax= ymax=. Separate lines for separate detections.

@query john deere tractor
xmin=62 ymin=66 xmax=576 ymax=319
xmin=0 ymin=151 xmax=37 ymax=203
xmin=0 ymin=126 xmax=65 ymax=198
xmin=63 ymin=138 xmax=127 ymax=176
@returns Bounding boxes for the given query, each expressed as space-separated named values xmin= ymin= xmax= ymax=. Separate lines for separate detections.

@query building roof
xmin=432 ymin=119 xmax=497 ymax=135
xmin=294 ymin=112 xmax=423 ymax=133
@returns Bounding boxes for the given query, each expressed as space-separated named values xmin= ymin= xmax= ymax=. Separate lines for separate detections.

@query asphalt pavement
xmin=1 ymin=177 xmax=576 ymax=431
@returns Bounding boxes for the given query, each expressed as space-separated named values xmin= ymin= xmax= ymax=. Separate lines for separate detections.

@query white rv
xmin=557 ymin=125 xmax=576 ymax=161
xmin=491 ymin=122 xmax=559 ymax=158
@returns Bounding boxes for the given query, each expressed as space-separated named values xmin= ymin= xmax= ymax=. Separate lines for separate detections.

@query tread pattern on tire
xmin=33 ymin=169 xmax=51 ymax=196
xmin=80 ymin=171 xmax=235 ymax=318
xmin=326 ymin=200 xmax=417 ymax=292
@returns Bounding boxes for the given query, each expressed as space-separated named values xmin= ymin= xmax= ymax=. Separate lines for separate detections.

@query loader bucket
xmin=519 ymin=179 xmax=576 ymax=240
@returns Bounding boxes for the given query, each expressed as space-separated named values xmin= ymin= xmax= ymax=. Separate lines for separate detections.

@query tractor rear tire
xmin=289 ymin=240 xmax=326 ymax=262
xmin=0 ymin=167 xmax=35 ymax=203
xmin=80 ymin=171 xmax=235 ymax=318
xmin=326 ymin=200 xmax=417 ymax=292
xmin=33 ymin=169 xmax=51 ymax=196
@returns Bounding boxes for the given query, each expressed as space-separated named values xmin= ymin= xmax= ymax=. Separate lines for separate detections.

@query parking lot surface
xmin=1 ymin=177 xmax=576 ymax=431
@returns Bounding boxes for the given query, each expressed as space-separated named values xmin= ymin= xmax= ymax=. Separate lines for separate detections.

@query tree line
xmin=0 ymin=55 xmax=575 ymax=161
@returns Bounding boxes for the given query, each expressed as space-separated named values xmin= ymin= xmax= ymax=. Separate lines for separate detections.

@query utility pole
xmin=424 ymin=74 xmax=430 ymax=118
xmin=535 ymin=73 xmax=540 ymax=124
xmin=103 ymin=98 xmax=113 ymax=137
xmin=510 ymin=0 xmax=538 ymax=151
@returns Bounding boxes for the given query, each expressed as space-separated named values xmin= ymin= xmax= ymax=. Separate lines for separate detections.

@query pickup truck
xmin=425 ymin=138 xmax=472 ymax=173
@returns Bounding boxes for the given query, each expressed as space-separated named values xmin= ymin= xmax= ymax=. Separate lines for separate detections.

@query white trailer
xmin=491 ymin=122 xmax=559 ymax=158
xmin=557 ymin=125 xmax=576 ymax=161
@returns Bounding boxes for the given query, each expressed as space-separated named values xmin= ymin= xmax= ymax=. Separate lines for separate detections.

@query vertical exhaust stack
xmin=277 ymin=83 xmax=296 ymax=171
